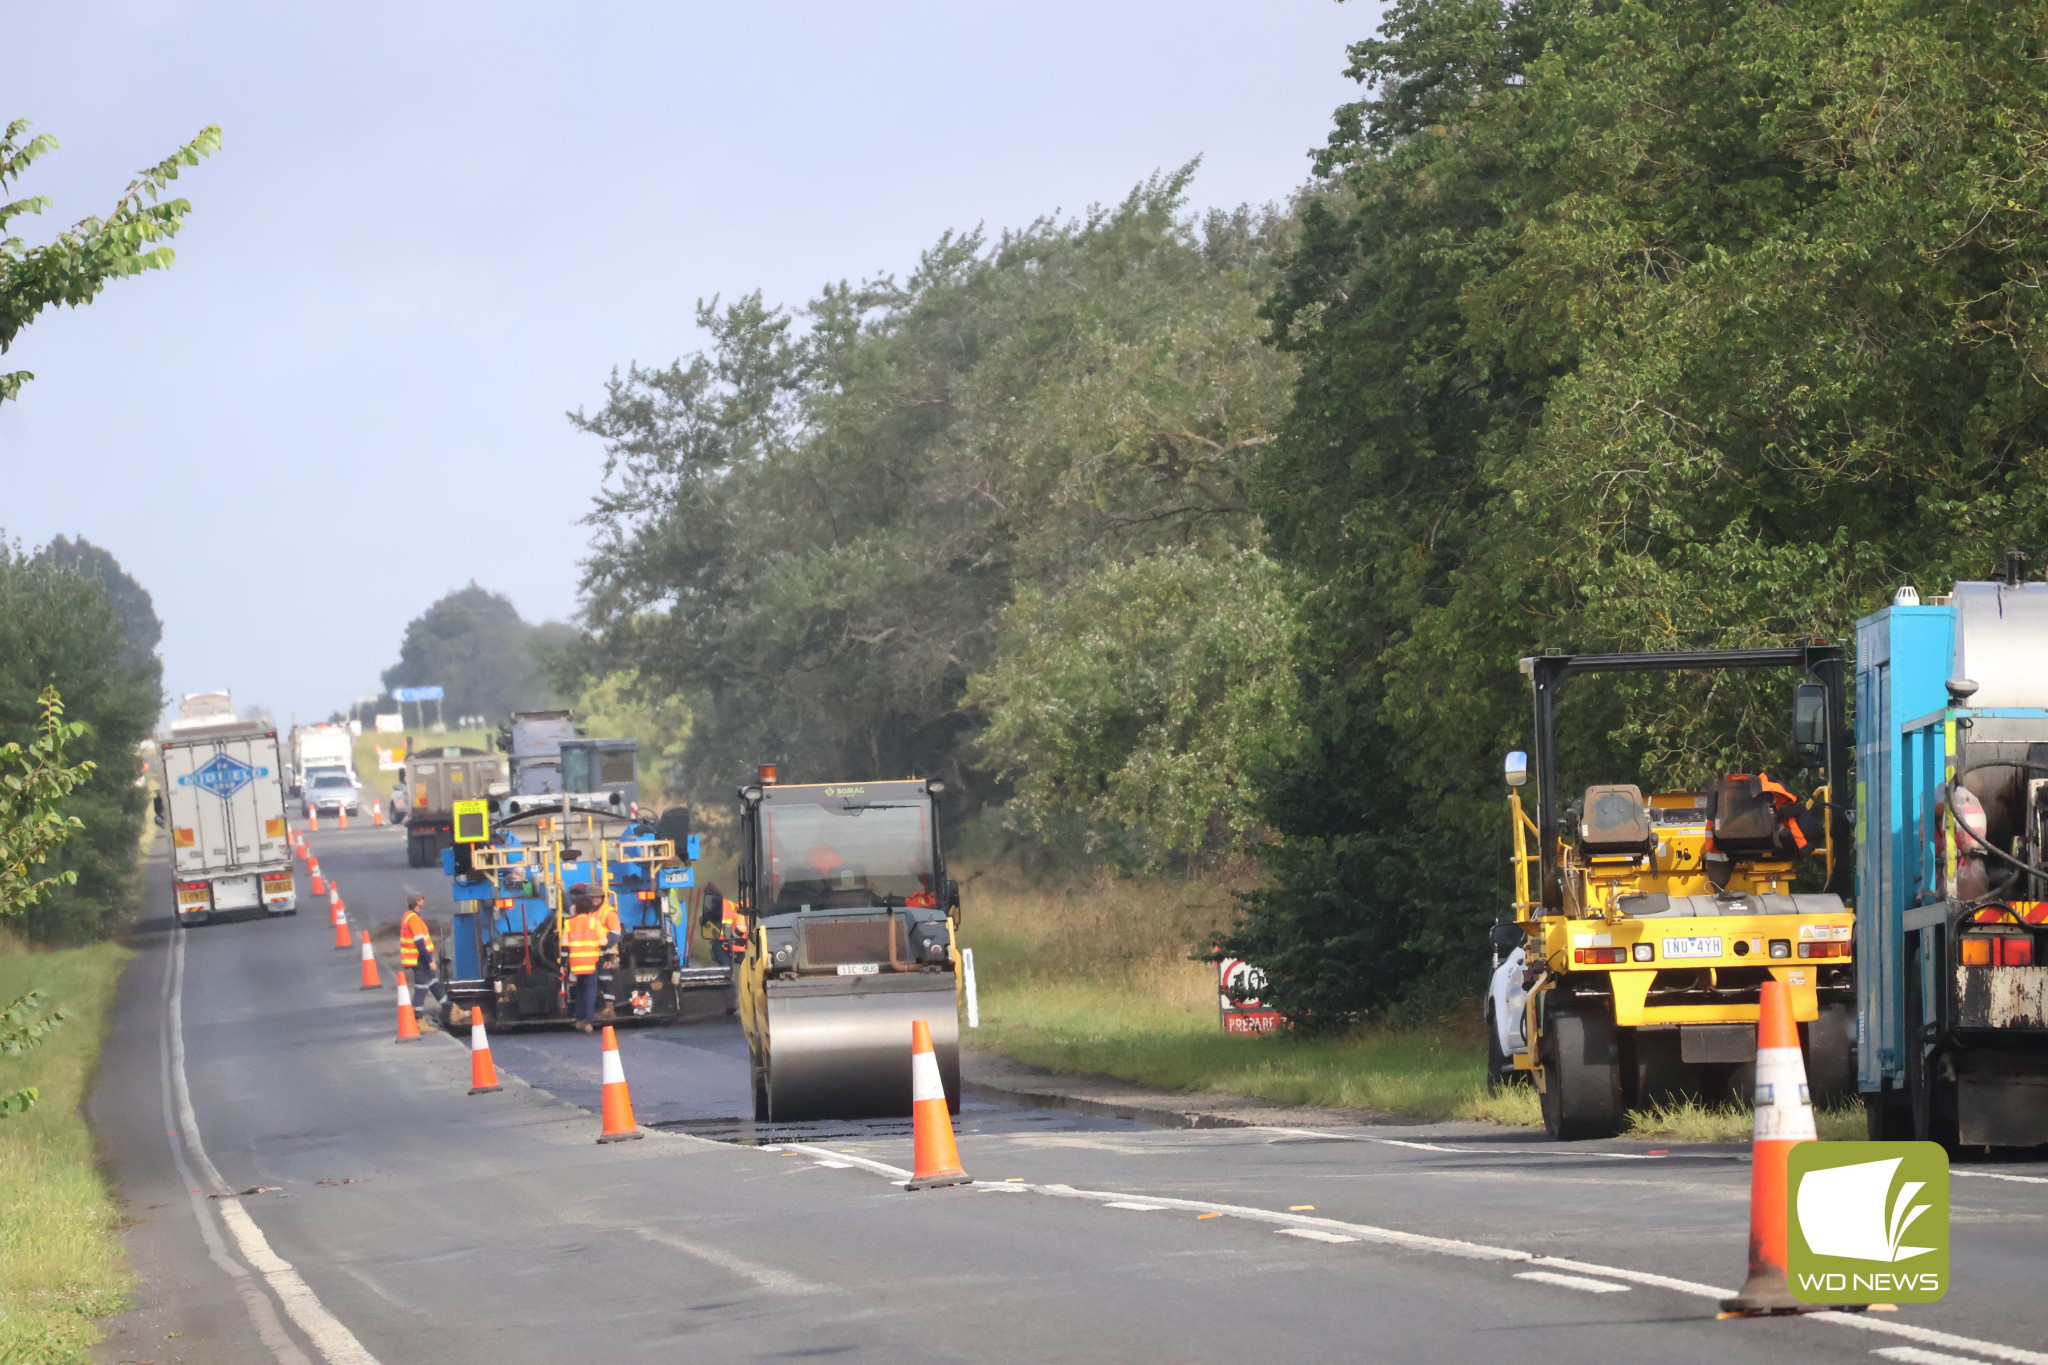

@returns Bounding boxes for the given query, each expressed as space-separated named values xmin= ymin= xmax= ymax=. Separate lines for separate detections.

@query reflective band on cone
xmin=295 ymin=835 xmax=308 ymax=863
xmin=906 ymin=1018 xmax=970 ymax=1190
xmin=1720 ymin=979 xmax=1844 ymax=1316
xmin=372 ymin=801 xmax=384 ymax=827
xmin=310 ymin=862 xmax=326 ymax=896
xmin=395 ymin=979 xmax=420 ymax=1042
xmin=595 ymin=1026 xmax=642 ymax=1143
xmin=468 ymin=1016 xmax=501 ymax=1094
xmin=358 ymin=930 xmax=382 ymax=990
xmin=333 ymin=908 xmax=351 ymax=949
xmin=309 ymin=812 xmax=319 ymax=832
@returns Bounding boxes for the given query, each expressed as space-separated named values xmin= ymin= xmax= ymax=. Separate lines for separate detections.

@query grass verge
xmin=0 ymin=939 xmax=135 ymax=1365
xmin=1625 ymin=1096 xmax=1866 ymax=1143
xmin=955 ymin=863 xmax=1538 ymax=1126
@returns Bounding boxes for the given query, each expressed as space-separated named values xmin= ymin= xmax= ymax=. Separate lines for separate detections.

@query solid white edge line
xmin=168 ymin=919 xmax=383 ymax=1365
xmin=1953 ymin=1169 xmax=2048 ymax=1186
xmin=1873 ymin=1348 xmax=1994 ymax=1365
xmin=786 ymin=1150 xmax=2048 ymax=1365
xmin=1278 ymin=1228 xmax=1358 ymax=1244
xmin=160 ymin=923 xmax=312 ymax=1365
xmin=1514 ymin=1271 xmax=1629 ymax=1293
xmin=1250 ymin=1125 xmax=1684 ymax=1161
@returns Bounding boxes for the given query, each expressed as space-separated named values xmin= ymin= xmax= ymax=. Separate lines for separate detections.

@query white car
xmin=303 ymin=771 xmax=362 ymax=819
xmin=1486 ymin=945 xmax=1531 ymax=1088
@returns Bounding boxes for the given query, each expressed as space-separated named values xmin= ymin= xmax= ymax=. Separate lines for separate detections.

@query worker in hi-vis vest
xmin=562 ymin=886 xmax=608 ymax=1032
xmin=399 ymin=894 xmax=445 ymax=1021
xmin=595 ymin=894 xmax=624 ymax=1022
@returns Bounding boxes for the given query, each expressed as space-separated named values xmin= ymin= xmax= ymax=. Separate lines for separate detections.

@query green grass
xmin=0 ymin=940 xmax=135 ymax=1364
xmin=1626 ymin=1096 xmax=1867 ymax=1143
xmin=955 ymin=863 xmax=1540 ymax=1127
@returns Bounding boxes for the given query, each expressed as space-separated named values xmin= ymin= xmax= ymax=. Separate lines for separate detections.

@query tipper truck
xmin=162 ymin=700 xmax=296 ymax=925
xmin=734 ymin=770 xmax=962 ymax=1122
xmin=1858 ymin=554 xmax=2048 ymax=1148
xmin=400 ymin=745 xmax=506 ymax=868
xmin=1490 ymin=649 xmax=1855 ymax=1139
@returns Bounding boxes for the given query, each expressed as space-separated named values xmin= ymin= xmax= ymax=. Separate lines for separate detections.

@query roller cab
xmin=735 ymin=775 xmax=961 ymax=1122
xmin=1494 ymin=649 xmax=1856 ymax=1139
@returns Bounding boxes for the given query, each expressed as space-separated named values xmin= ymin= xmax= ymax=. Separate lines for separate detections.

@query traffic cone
xmin=358 ymin=930 xmax=382 ymax=990
xmin=468 ymin=1015 xmax=501 ymax=1094
xmin=339 ymin=808 xmax=350 ymax=830
xmin=372 ymin=800 xmax=384 ymax=827
xmin=310 ymin=861 xmax=326 ymax=897
xmin=1720 ymin=980 xmax=1828 ymax=1315
xmin=395 ymin=978 xmax=421 ymax=1041
xmin=595 ymin=1026 xmax=642 ymax=1143
xmin=294 ymin=833 xmax=308 ymax=862
xmin=309 ymin=811 xmax=319 ymax=832
xmin=906 ymin=1018 xmax=970 ymax=1189
xmin=333 ymin=905 xmax=351 ymax=949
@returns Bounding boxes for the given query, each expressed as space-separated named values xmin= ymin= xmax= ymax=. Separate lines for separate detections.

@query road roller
xmin=732 ymin=770 xmax=962 ymax=1121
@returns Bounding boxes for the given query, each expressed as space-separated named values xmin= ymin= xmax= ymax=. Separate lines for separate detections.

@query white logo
xmin=1795 ymin=1157 xmax=1936 ymax=1263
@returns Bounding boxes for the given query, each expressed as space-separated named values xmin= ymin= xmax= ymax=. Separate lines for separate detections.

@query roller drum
xmin=760 ymin=973 xmax=959 ymax=1121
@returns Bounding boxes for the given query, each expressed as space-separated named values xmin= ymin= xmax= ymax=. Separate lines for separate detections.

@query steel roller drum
xmin=760 ymin=972 xmax=959 ymax=1121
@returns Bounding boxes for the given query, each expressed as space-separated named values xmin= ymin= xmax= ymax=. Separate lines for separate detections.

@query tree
xmin=35 ymin=535 xmax=162 ymax=668
xmin=574 ymin=170 xmax=1299 ymax=834
xmin=381 ymin=584 xmax=571 ymax=723
xmin=1 ymin=118 xmax=219 ymax=404
xmin=0 ymin=550 xmax=161 ymax=942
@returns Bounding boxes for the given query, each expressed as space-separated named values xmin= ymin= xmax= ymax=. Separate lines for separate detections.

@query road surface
xmin=90 ymin=824 xmax=2048 ymax=1364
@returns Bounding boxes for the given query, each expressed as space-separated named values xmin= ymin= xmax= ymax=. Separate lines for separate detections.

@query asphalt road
xmin=90 ymin=824 xmax=2048 ymax=1364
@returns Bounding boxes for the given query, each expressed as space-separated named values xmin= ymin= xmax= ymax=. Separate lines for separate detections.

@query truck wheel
xmin=1541 ymin=1008 xmax=1622 ymax=1140
xmin=1866 ymin=1089 xmax=1912 ymax=1140
xmin=1804 ymin=1004 xmax=1855 ymax=1105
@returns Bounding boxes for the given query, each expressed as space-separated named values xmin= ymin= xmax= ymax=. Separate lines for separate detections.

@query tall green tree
xmin=382 ymin=584 xmax=572 ymax=722
xmin=1232 ymin=0 xmax=2048 ymax=1020
xmin=35 ymin=535 xmax=161 ymax=668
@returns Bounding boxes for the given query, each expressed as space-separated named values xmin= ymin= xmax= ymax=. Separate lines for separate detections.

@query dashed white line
xmin=1278 ymin=1228 xmax=1358 ymax=1244
xmin=1953 ymin=1169 xmax=2048 ymax=1186
xmin=1873 ymin=1348 xmax=1996 ymax=1365
xmin=1812 ymin=1313 xmax=2048 ymax=1365
xmin=1104 ymin=1201 xmax=1167 ymax=1211
xmin=635 ymin=1227 xmax=829 ymax=1296
xmin=1515 ymin=1270 xmax=1629 ymax=1294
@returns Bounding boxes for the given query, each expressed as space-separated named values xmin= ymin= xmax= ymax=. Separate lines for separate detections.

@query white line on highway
xmin=634 ymin=1227 xmax=829 ymax=1295
xmin=1954 ymin=1169 xmax=2048 ymax=1186
xmin=1104 ymin=1201 xmax=1167 ymax=1211
xmin=776 ymin=1147 xmax=2048 ymax=1365
xmin=1279 ymin=1228 xmax=1359 ymax=1244
xmin=1515 ymin=1271 xmax=1630 ymax=1293
xmin=1873 ymin=1348 xmax=1994 ymax=1365
xmin=1251 ymin=1125 xmax=1691 ymax=1161
xmin=164 ymin=920 xmax=382 ymax=1365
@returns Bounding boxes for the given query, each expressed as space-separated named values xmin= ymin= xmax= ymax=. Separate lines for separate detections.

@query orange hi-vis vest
xmin=564 ymin=910 xmax=605 ymax=975
xmin=599 ymin=903 xmax=621 ymax=942
xmin=400 ymin=909 xmax=435 ymax=968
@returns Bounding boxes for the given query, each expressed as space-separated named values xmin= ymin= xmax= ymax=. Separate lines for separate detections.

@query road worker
xmin=595 ymin=893 xmax=624 ymax=1022
xmin=562 ymin=886 xmax=607 ymax=1032
xmin=399 ymin=894 xmax=445 ymax=1023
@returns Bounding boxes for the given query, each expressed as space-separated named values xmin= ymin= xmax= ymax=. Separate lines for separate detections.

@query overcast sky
xmin=3 ymin=1 xmax=1373 ymax=727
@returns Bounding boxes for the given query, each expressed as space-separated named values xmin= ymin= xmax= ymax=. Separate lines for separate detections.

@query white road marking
xmin=1954 ymin=1169 xmax=2048 ymax=1186
xmin=786 ymin=1155 xmax=2048 ymax=1364
xmin=635 ymin=1228 xmax=828 ymax=1296
xmin=1251 ymin=1125 xmax=1685 ymax=1161
xmin=165 ymin=920 xmax=383 ymax=1365
xmin=1278 ymin=1228 xmax=1358 ymax=1245
xmin=814 ymin=1160 xmax=853 ymax=1169
xmin=1104 ymin=1201 xmax=1168 ymax=1211
xmin=1873 ymin=1348 xmax=1996 ymax=1365
xmin=1515 ymin=1271 xmax=1629 ymax=1293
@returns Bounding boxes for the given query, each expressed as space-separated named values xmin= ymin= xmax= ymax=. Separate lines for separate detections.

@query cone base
xmin=595 ymin=1129 xmax=644 ymax=1144
xmin=905 ymin=1172 xmax=972 ymax=1190
xmin=468 ymin=1084 xmax=502 ymax=1095
xmin=396 ymin=1035 xmax=420 ymax=1043
xmin=1719 ymin=1268 xmax=1856 ymax=1317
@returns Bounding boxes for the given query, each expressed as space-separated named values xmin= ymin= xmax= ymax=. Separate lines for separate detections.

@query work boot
xmin=596 ymin=1002 xmax=617 ymax=1022
xmin=575 ymin=1021 xmax=593 ymax=1034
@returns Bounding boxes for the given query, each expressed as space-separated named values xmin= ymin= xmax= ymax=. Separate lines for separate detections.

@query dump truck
xmin=1490 ymin=649 xmax=1856 ymax=1139
xmin=436 ymin=797 xmax=721 ymax=1028
xmin=401 ymin=745 xmax=506 ymax=867
xmin=734 ymin=770 xmax=961 ymax=1122
xmin=162 ymin=703 xmax=296 ymax=925
xmin=1858 ymin=555 xmax=2048 ymax=1148
xmin=498 ymin=710 xmax=577 ymax=795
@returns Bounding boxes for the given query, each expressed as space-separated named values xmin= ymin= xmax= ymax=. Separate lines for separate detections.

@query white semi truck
xmin=163 ymin=705 xmax=296 ymax=925
xmin=290 ymin=723 xmax=358 ymax=794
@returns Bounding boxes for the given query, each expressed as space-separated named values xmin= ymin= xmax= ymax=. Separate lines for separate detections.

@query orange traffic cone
xmin=395 ymin=978 xmax=421 ymax=1041
xmin=468 ymin=1015 xmax=502 ymax=1094
xmin=372 ymin=800 xmax=384 ymax=827
xmin=358 ymin=930 xmax=382 ymax=990
xmin=310 ymin=861 xmax=326 ymax=896
xmin=595 ymin=1026 xmax=642 ymax=1143
xmin=1721 ymin=980 xmax=1827 ymax=1315
xmin=308 ymin=811 xmax=319 ymax=832
xmin=906 ymin=1018 xmax=970 ymax=1189
xmin=333 ymin=905 xmax=351 ymax=949
xmin=339 ymin=808 xmax=350 ymax=830
xmin=294 ymin=833 xmax=308 ymax=863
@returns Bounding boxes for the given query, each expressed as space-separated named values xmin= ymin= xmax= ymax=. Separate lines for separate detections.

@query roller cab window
xmin=764 ymin=796 xmax=933 ymax=912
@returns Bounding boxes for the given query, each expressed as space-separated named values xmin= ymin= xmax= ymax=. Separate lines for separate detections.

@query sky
xmin=2 ymin=1 xmax=1375 ymax=727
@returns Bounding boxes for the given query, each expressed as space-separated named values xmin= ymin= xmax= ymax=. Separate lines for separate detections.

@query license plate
xmin=836 ymin=963 xmax=880 ymax=976
xmin=1662 ymin=936 xmax=1723 ymax=959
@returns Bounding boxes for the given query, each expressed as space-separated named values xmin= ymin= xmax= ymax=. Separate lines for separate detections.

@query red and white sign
xmin=1219 ymin=958 xmax=1285 ymax=1034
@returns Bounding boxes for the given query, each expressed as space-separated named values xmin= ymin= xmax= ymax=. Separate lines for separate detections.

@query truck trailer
xmin=162 ymin=711 xmax=296 ymax=925
xmin=1858 ymin=556 xmax=2048 ymax=1148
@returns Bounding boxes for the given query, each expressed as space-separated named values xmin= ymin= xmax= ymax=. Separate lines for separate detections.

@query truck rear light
xmin=1632 ymin=943 xmax=1654 ymax=962
xmin=1796 ymin=942 xmax=1849 ymax=959
xmin=496 ymin=898 xmax=514 ymax=910
xmin=176 ymin=882 xmax=211 ymax=906
xmin=1574 ymin=947 xmax=1628 ymax=965
xmin=2000 ymin=936 xmax=2034 ymax=967
xmin=1961 ymin=937 xmax=1993 ymax=966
